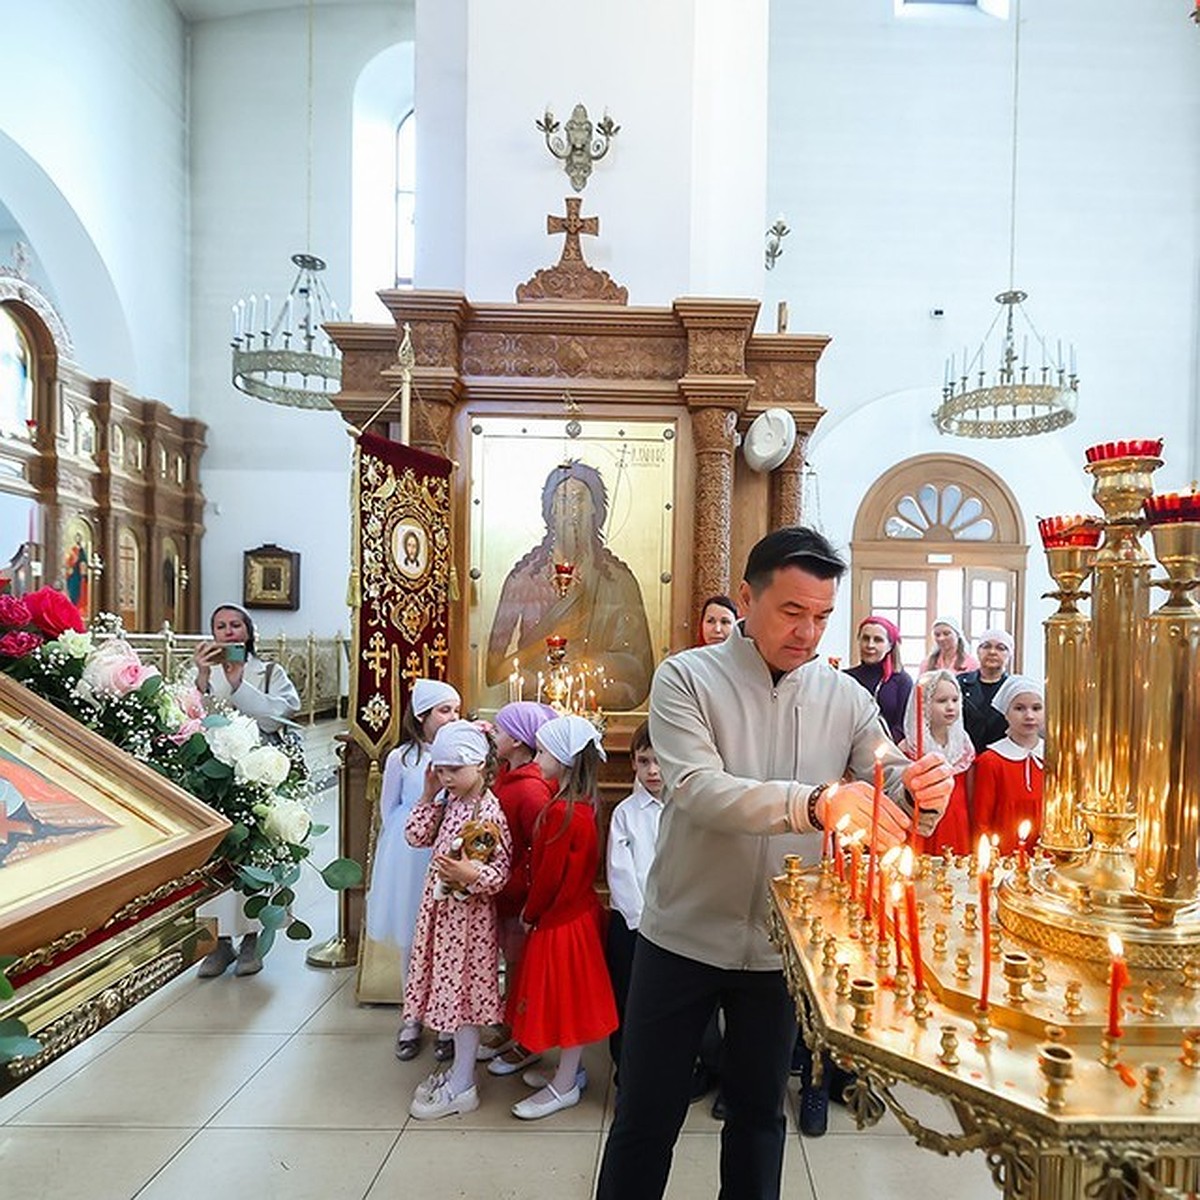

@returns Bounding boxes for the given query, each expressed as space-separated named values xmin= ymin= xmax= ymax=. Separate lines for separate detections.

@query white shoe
xmin=476 ymin=1035 xmax=515 ymax=1062
xmin=410 ymin=1081 xmax=479 ymax=1120
xmin=511 ymin=1082 xmax=581 ymax=1120
xmin=522 ymin=1066 xmax=588 ymax=1092
xmin=414 ymin=1068 xmax=448 ymax=1102
xmin=487 ymin=1046 xmax=541 ymax=1076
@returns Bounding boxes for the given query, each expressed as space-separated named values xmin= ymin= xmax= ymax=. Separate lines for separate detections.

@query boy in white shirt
xmin=605 ymin=720 xmax=663 ymax=1083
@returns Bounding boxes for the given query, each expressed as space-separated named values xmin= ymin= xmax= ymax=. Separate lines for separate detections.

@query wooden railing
xmin=125 ymin=626 xmax=349 ymax=723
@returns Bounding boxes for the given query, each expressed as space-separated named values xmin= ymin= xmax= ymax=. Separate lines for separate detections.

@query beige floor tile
xmin=802 ymin=1125 xmax=995 ymax=1200
xmin=0 ymin=1030 xmax=129 ymax=1125
xmin=368 ymin=1128 xmax=601 ymax=1200
xmin=0 ymin=1126 xmax=190 ymax=1200
xmin=210 ymin=1032 xmax=411 ymax=1129
xmin=298 ymin=976 xmax=404 ymax=1036
xmin=9 ymin=1032 xmax=286 ymax=1127
xmin=137 ymin=956 xmax=346 ymax=1035
xmin=137 ymin=1127 xmax=398 ymax=1200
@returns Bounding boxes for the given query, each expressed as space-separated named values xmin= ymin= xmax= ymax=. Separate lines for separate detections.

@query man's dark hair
xmin=743 ymin=526 xmax=847 ymax=594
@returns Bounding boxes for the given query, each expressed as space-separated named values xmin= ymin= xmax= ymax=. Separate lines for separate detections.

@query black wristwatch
xmin=806 ymin=783 xmax=828 ymax=832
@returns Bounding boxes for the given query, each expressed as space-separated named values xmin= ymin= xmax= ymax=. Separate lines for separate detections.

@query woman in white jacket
xmin=194 ymin=603 xmax=301 ymax=978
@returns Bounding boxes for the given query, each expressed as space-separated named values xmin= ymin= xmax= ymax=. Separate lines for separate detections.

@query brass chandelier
xmin=933 ymin=0 xmax=1078 ymax=440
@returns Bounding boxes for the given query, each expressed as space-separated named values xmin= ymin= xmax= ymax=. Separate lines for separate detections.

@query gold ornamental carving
xmin=103 ymin=865 xmax=217 ymax=929
xmin=461 ymin=331 xmax=685 ymax=380
xmin=8 ymin=929 xmax=89 ymax=977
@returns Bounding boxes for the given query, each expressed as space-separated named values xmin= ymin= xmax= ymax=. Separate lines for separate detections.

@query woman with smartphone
xmin=194 ymin=602 xmax=302 ymax=978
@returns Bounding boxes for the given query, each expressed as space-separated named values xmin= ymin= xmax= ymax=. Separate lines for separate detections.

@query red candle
xmin=865 ymin=747 xmax=885 ymax=919
xmin=876 ymin=863 xmax=887 ymax=941
xmin=832 ymin=816 xmax=847 ymax=883
xmin=900 ymin=847 xmax=924 ymax=990
xmin=891 ymin=881 xmax=904 ymax=966
xmin=914 ymin=676 xmax=925 ymax=759
xmin=978 ymin=835 xmax=992 ymax=1011
xmin=1106 ymin=934 xmax=1130 ymax=1039
xmin=849 ymin=835 xmax=863 ymax=905
xmin=1016 ymin=818 xmax=1032 ymax=874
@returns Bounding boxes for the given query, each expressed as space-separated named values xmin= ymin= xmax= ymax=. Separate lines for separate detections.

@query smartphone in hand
xmin=220 ymin=643 xmax=247 ymax=663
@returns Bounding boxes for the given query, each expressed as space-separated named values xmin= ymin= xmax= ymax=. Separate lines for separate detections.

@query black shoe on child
xmin=432 ymin=1037 xmax=455 ymax=1063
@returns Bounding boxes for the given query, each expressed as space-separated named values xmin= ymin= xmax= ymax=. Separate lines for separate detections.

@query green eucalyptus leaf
xmin=236 ymin=865 xmax=277 ymax=887
xmin=138 ymin=674 xmax=163 ymax=698
xmin=226 ymin=822 xmax=250 ymax=846
xmin=258 ymin=904 xmax=287 ymax=930
xmin=285 ymin=919 xmax=313 ymax=941
xmin=256 ymin=925 xmax=276 ymax=959
xmin=273 ymin=887 xmax=295 ymax=907
xmin=0 ymin=976 xmax=13 ymax=1002
xmin=320 ymin=858 xmax=364 ymax=890
xmin=0 ymin=1033 xmax=42 ymax=1061
xmin=200 ymin=758 xmax=233 ymax=780
xmin=309 ymin=823 xmax=330 ymax=837
xmin=243 ymin=895 xmax=268 ymax=919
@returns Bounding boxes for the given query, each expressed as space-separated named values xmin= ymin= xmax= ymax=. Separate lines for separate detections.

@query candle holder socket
xmin=939 ymin=884 xmax=955 ymax=913
xmin=1181 ymin=1028 xmax=1200 ymax=1070
xmin=1183 ymin=959 xmax=1200 ymax=991
xmin=850 ymin=978 xmax=877 ymax=1033
xmin=822 ymin=936 xmax=839 ymax=972
xmin=991 ymin=924 xmax=1004 ymax=960
xmin=973 ymin=1003 xmax=993 ymax=1044
xmin=963 ymin=902 xmax=979 ymax=933
xmin=912 ymin=987 xmax=931 ymax=1024
xmin=939 ymin=1024 xmax=961 ymax=1067
xmin=1064 ymin=980 xmax=1084 ymax=1017
xmin=1002 ymin=951 xmax=1032 ymax=1005
xmin=1140 ymin=1064 xmax=1165 ymax=1110
xmin=1031 ymin=953 xmax=1048 ymax=988
xmin=1044 ymin=1023 xmax=1066 ymax=1043
xmin=1140 ymin=981 xmax=1164 ymax=1018
xmin=874 ymin=936 xmax=892 ymax=972
xmin=916 ymin=900 xmax=928 ymax=930
xmin=809 ymin=916 xmax=824 ymax=947
xmin=835 ymin=962 xmax=851 ymax=999
xmin=894 ymin=966 xmax=911 ymax=1001
xmin=846 ymin=900 xmax=864 ymax=936
xmin=954 ymin=947 xmax=972 ymax=983
xmin=932 ymin=924 xmax=948 ymax=958
xmin=1038 ymin=1042 xmax=1074 ymax=1113
xmin=1099 ymin=1031 xmax=1122 ymax=1068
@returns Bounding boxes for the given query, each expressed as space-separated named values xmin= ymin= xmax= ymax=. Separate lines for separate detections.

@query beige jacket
xmin=640 ymin=624 xmax=910 ymax=971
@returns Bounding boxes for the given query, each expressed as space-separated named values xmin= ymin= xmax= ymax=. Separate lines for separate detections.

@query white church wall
xmin=188 ymin=2 xmax=407 ymax=637
xmin=765 ymin=0 xmax=1199 ymax=672
xmin=0 ymin=0 xmax=187 ymax=403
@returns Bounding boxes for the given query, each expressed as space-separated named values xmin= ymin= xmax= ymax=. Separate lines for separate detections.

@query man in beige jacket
xmin=597 ymin=526 xmax=952 ymax=1200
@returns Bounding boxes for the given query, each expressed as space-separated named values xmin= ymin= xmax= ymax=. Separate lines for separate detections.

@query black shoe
xmin=432 ymin=1037 xmax=455 ymax=1062
xmin=798 ymin=1084 xmax=829 ymax=1137
xmin=790 ymin=1037 xmax=811 ymax=1077
xmin=827 ymin=1063 xmax=855 ymax=1106
xmin=710 ymin=1092 xmax=727 ymax=1121
xmin=689 ymin=1064 xmax=713 ymax=1103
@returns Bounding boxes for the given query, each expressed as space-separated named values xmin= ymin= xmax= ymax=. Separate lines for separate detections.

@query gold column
xmin=1134 ymin=515 xmax=1200 ymax=924
xmin=1038 ymin=524 xmax=1100 ymax=858
xmin=1080 ymin=449 xmax=1161 ymax=887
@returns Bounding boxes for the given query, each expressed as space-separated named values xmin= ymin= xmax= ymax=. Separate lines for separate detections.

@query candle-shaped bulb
xmin=1017 ymin=819 xmax=1031 ymax=844
xmin=978 ymin=835 xmax=992 ymax=873
xmin=1108 ymin=932 xmax=1123 ymax=958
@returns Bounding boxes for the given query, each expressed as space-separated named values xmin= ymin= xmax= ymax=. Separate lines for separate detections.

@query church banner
xmin=348 ymin=431 xmax=452 ymax=760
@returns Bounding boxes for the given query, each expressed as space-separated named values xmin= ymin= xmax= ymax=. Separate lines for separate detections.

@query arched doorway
xmin=851 ymin=454 xmax=1027 ymax=674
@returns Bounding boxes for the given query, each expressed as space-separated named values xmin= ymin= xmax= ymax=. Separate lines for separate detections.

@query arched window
xmin=851 ymin=454 xmax=1027 ymax=675
xmin=0 ymin=304 xmax=34 ymax=438
xmin=394 ymin=110 xmax=416 ymax=288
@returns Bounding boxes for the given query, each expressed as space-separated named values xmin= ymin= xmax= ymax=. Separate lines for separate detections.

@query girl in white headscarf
xmin=972 ymin=675 xmax=1045 ymax=854
xmin=497 ymin=715 xmax=618 ymax=1120
xmin=403 ymin=720 xmax=512 ymax=1120
xmin=365 ymin=678 xmax=461 ymax=1062
xmin=900 ymin=670 xmax=975 ymax=855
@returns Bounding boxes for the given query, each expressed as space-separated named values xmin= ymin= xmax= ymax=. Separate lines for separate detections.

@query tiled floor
xmin=0 ymin=721 xmax=1000 ymax=1199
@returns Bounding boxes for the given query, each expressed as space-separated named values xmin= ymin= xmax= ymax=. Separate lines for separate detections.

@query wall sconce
xmin=765 ymin=218 xmax=790 ymax=270
xmin=536 ymin=103 xmax=619 ymax=192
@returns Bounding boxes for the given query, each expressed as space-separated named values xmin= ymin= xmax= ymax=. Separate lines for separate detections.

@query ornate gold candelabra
xmin=770 ymin=438 xmax=1200 ymax=1200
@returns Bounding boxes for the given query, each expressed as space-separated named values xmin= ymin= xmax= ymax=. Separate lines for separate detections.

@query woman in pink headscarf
xmin=844 ymin=615 xmax=913 ymax=744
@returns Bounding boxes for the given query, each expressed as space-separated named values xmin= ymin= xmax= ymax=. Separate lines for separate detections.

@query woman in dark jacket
xmin=844 ymin=615 xmax=912 ymax=744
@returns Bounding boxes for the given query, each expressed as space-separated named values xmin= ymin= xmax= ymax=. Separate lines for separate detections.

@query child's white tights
xmin=551 ymin=1045 xmax=583 ymax=1095
xmin=449 ymin=1024 xmax=481 ymax=1095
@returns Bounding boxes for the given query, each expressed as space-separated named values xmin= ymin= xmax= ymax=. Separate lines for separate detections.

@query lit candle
xmin=262 ymin=293 xmax=271 ymax=334
xmin=284 ymin=294 xmax=294 ymax=332
xmin=1106 ymin=933 xmax=1129 ymax=1039
xmin=536 ymin=671 xmax=544 ymax=704
xmin=246 ymin=294 xmax=257 ymax=336
xmin=849 ymin=832 xmax=863 ymax=905
xmin=1016 ymin=819 xmax=1032 ymax=874
xmin=900 ymin=846 xmax=924 ymax=990
xmin=978 ymin=835 xmax=992 ymax=1011
xmin=865 ymin=745 xmax=885 ymax=920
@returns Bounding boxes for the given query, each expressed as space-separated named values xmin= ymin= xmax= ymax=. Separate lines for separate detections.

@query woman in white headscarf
xmin=958 ymin=628 xmax=1014 ymax=753
xmin=923 ymin=615 xmax=979 ymax=675
xmin=972 ymin=675 xmax=1045 ymax=854
xmin=364 ymin=678 xmax=461 ymax=1061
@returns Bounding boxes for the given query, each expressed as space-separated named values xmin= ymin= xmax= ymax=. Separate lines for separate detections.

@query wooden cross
xmin=363 ymin=630 xmax=390 ymax=689
xmin=547 ymin=197 xmax=598 ymax=264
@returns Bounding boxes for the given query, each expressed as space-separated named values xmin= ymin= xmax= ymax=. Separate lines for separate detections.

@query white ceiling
xmin=172 ymin=0 xmax=389 ymax=22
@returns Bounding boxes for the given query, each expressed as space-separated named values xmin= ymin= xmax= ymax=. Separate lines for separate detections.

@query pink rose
xmin=24 ymin=587 xmax=85 ymax=637
xmin=167 ymin=717 xmax=204 ymax=745
xmin=0 ymin=629 xmax=42 ymax=658
xmin=0 ymin=594 xmax=32 ymax=628
xmin=79 ymin=639 xmax=158 ymax=698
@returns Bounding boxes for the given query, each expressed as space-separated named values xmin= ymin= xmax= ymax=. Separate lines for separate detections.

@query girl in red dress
xmin=506 ymin=714 xmax=618 ymax=1120
xmin=482 ymin=701 xmax=558 ymax=1070
xmin=972 ymin=675 xmax=1045 ymax=854
xmin=900 ymin=669 xmax=974 ymax=855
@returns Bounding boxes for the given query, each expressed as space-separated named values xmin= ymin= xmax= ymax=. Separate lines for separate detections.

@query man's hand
xmin=902 ymin=753 xmax=954 ymax=825
xmin=818 ymin=780 xmax=910 ymax=850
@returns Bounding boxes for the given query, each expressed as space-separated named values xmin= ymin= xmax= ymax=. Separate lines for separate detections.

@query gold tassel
xmin=346 ymin=568 xmax=361 ymax=608
xmin=365 ymin=757 xmax=383 ymax=809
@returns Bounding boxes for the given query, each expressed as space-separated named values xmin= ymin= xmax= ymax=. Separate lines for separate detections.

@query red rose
xmin=0 ymin=629 xmax=43 ymax=658
xmin=23 ymin=587 xmax=85 ymax=637
xmin=0 ymin=594 xmax=31 ymax=628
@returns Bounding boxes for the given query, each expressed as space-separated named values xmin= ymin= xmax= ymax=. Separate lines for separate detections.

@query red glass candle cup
xmin=1084 ymin=438 xmax=1163 ymax=465
xmin=1144 ymin=492 xmax=1200 ymax=526
xmin=1037 ymin=514 xmax=1104 ymax=549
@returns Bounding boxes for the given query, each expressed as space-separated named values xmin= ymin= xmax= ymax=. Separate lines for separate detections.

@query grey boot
xmin=197 ymin=936 xmax=236 ymax=978
xmin=234 ymin=932 xmax=263 ymax=976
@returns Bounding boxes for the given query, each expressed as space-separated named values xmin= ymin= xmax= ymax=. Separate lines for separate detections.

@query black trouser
xmin=596 ymin=935 xmax=797 ymax=1200
xmin=605 ymin=912 xmax=637 ymax=1080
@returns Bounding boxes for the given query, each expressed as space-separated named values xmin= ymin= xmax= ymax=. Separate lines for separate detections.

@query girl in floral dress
xmin=403 ymin=720 xmax=512 ymax=1120
xmin=364 ymin=678 xmax=460 ymax=1062
xmin=900 ymin=669 xmax=975 ymax=856
xmin=505 ymin=714 xmax=618 ymax=1120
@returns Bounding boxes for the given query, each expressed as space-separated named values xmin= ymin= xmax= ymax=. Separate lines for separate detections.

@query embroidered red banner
xmin=348 ymin=431 xmax=453 ymax=759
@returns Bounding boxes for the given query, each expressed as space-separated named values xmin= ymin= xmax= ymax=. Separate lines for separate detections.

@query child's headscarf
xmin=904 ymin=669 xmax=975 ymax=774
xmin=495 ymin=701 xmax=559 ymax=751
xmin=429 ymin=719 xmax=489 ymax=766
xmin=536 ymin=714 xmax=607 ymax=765
xmin=411 ymin=678 xmax=461 ymax=719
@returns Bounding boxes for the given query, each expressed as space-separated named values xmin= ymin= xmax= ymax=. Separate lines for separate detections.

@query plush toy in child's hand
xmin=433 ymin=819 xmax=503 ymax=901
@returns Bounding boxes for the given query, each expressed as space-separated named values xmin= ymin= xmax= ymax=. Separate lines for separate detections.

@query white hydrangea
xmin=261 ymin=798 xmax=312 ymax=845
xmin=235 ymin=744 xmax=292 ymax=789
xmin=205 ymin=713 xmax=261 ymax=766
xmin=53 ymin=629 xmax=93 ymax=659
